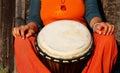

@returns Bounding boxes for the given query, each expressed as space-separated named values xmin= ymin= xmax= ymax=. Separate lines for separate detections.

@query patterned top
xmin=40 ymin=0 xmax=86 ymax=25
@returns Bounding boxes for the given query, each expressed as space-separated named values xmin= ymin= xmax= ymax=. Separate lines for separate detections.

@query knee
xmin=101 ymin=35 xmax=116 ymax=42
xmin=14 ymin=37 xmax=34 ymax=44
xmin=93 ymin=34 xmax=118 ymax=55
xmin=14 ymin=37 xmax=26 ymax=44
xmin=94 ymin=34 xmax=116 ymax=43
xmin=14 ymin=37 xmax=35 ymax=49
xmin=14 ymin=37 xmax=30 ymax=48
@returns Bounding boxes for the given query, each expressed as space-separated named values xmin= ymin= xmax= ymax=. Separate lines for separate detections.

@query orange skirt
xmin=14 ymin=33 xmax=118 ymax=73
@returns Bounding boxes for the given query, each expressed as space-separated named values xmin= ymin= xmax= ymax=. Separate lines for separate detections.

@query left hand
xmin=93 ymin=22 xmax=115 ymax=35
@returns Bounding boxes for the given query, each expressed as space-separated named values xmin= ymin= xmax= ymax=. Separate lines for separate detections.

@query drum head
xmin=35 ymin=20 xmax=93 ymax=63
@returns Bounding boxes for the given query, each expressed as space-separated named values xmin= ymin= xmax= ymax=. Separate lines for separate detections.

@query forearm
xmin=26 ymin=0 xmax=43 ymax=29
xmin=85 ymin=0 xmax=102 ymax=26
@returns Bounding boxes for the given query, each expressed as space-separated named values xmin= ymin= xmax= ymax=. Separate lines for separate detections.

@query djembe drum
xmin=35 ymin=20 xmax=93 ymax=73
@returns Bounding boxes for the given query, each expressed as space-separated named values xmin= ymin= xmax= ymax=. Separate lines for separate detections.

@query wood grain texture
xmin=102 ymin=0 xmax=120 ymax=44
xmin=0 ymin=0 xmax=15 ymax=72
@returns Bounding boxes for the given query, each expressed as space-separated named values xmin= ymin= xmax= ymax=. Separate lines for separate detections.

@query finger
xmin=12 ymin=28 xmax=16 ymax=37
xmin=16 ymin=28 xmax=21 ymax=36
xmin=110 ymin=25 xmax=115 ymax=34
xmin=106 ymin=24 xmax=112 ymax=35
xmin=101 ymin=23 xmax=108 ymax=35
xmin=12 ymin=27 xmax=20 ymax=37
xmin=94 ymin=23 xmax=103 ymax=34
xmin=20 ymin=25 xmax=29 ymax=39
xmin=94 ymin=29 xmax=102 ymax=34
xmin=20 ymin=25 xmax=25 ymax=39
xmin=12 ymin=30 xmax=17 ymax=38
xmin=26 ymin=29 xmax=35 ymax=38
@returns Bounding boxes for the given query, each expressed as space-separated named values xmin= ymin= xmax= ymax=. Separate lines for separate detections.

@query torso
xmin=40 ymin=0 xmax=86 ymax=25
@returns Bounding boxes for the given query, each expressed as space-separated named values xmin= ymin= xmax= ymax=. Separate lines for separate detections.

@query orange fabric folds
xmin=14 ymin=33 xmax=118 ymax=73
xmin=14 ymin=37 xmax=50 ymax=73
xmin=82 ymin=33 xmax=118 ymax=73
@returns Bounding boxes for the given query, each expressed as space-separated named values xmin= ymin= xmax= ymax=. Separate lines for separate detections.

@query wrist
xmin=92 ymin=22 xmax=101 ymax=29
xmin=27 ymin=22 xmax=38 ymax=33
xmin=89 ymin=17 xmax=102 ymax=28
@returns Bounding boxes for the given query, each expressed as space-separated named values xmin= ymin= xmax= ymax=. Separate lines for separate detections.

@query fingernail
xmin=26 ymin=35 xmax=29 ymax=37
xmin=103 ymin=33 xmax=106 ymax=35
xmin=99 ymin=32 xmax=101 ymax=34
xmin=107 ymin=33 xmax=110 ymax=35
xmin=22 ymin=37 xmax=24 ymax=39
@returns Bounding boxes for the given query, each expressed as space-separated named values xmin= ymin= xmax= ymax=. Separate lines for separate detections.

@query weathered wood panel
xmin=25 ymin=0 xmax=30 ymax=20
xmin=116 ymin=0 xmax=120 ymax=44
xmin=0 ymin=0 xmax=2 ymax=63
xmin=102 ymin=0 xmax=120 ymax=44
xmin=15 ymin=0 xmax=26 ymax=26
xmin=0 ymin=0 xmax=15 ymax=73
xmin=0 ymin=0 xmax=1 ymax=30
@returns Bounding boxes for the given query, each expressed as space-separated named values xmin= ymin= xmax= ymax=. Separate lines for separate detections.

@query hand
xmin=93 ymin=22 xmax=115 ymax=35
xmin=12 ymin=23 xmax=37 ymax=39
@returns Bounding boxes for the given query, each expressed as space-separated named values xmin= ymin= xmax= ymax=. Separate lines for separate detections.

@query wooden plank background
xmin=0 ymin=0 xmax=120 ymax=73
xmin=102 ymin=0 xmax=120 ymax=44
xmin=0 ymin=0 xmax=15 ymax=73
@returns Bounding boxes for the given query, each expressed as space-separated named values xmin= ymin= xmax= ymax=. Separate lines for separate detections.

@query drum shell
xmin=38 ymin=53 xmax=91 ymax=73
xmin=35 ymin=37 xmax=93 ymax=73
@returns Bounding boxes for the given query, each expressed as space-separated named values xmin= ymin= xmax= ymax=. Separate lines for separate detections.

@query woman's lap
xmin=14 ymin=34 xmax=118 ymax=73
xmin=82 ymin=33 xmax=118 ymax=73
xmin=14 ymin=37 xmax=50 ymax=73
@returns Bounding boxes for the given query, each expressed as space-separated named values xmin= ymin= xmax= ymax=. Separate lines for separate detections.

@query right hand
xmin=93 ymin=22 xmax=115 ymax=35
xmin=12 ymin=22 xmax=38 ymax=39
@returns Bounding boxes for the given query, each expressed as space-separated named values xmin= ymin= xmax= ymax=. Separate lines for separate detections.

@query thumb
xmin=96 ymin=24 xmax=104 ymax=31
xmin=26 ymin=29 xmax=35 ymax=38
xmin=94 ymin=23 xmax=103 ymax=34
xmin=95 ymin=29 xmax=102 ymax=34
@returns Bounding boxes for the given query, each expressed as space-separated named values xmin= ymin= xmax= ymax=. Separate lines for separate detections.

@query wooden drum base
xmin=38 ymin=55 xmax=91 ymax=73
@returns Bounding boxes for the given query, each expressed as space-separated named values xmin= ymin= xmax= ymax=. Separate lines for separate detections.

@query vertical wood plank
xmin=0 ymin=0 xmax=2 ymax=64
xmin=15 ymin=0 xmax=26 ymax=26
xmin=102 ymin=0 xmax=120 ymax=44
xmin=25 ymin=0 xmax=30 ymax=20
xmin=0 ymin=0 xmax=1 ymax=26
xmin=116 ymin=0 xmax=120 ymax=44
xmin=15 ymin=0 xmax=25 ymax=19
xmin=0 ymin=0 xmax=15 ymax=72
xmin=14 ymin=0 xmax=26 ymax=73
